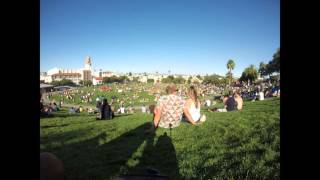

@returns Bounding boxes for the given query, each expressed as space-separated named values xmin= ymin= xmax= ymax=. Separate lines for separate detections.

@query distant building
xmin=101 ymin=71 xmax=116 ymax=77
xmin=51 ymin=71 xmax=82 ymax=84
xmin=43 ymin=56 xmax=93 ymax=85
xmin=93 ymin=77 xmax=103 ymax=86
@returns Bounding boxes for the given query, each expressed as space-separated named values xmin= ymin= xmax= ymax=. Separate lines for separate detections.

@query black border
xmin=2 ymin=0 xmax=39 ymax=179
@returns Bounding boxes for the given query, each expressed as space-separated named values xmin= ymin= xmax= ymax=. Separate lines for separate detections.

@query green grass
xmin=40 ymin=98 xmax=280 ymax=180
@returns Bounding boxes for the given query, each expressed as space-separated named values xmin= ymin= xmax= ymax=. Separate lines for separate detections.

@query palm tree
xmin=226 ymin=59 xmax=236 ymax=85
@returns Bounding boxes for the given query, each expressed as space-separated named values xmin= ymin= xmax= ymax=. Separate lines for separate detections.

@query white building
xmin=43 ymin=56 xmax=93 ymax=85
xmin=93 ymin=77 xmax=103 ymax=86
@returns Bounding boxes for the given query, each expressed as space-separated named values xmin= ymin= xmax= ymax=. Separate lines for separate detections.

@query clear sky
xmin=40 ymin=0 xmax=279 ymax=77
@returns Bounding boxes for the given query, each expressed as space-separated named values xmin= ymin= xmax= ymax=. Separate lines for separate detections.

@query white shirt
xmin=206 ymin=100 xmax=211 ymax=106
xmin=120 ymin=107 xmax=125 ymax=114
xmin=259 ymin=92 xmax=264 ymax=101
xmin=141 ymin=106 xmax=146 ymax=113
xmin=189 ymin=102 xmax=201 ymax=122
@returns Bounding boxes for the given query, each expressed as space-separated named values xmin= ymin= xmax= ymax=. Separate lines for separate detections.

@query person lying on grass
xmin=153 ymin=84 xmax=203 ymax=129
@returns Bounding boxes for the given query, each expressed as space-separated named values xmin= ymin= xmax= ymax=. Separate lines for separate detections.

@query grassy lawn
xmin=40 ymin=97 xmax=280 ymax=180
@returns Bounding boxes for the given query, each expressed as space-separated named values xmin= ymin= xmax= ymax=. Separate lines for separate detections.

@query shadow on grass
xmin=114 ymin=113 xmax=133 ymax=117
xmin=45 ymin=122 xmax=181 ymax=180
xmin=41 ymin=124 xmax=69 ymax=129
xmin=40 ymin=112 xmax=92 ymax=119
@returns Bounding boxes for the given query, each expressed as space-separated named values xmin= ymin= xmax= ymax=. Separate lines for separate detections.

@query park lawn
xmin=40 ymin=97 xmax=280 ymax=180
xmin=50 ymin=84 xmax=157 ymax=107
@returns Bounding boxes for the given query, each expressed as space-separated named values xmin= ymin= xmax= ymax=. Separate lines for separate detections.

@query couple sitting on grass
xmin=209 ymin=90 xmax=243 ymax=112
xmin=153 ymin=83 xmax=206 ymax=129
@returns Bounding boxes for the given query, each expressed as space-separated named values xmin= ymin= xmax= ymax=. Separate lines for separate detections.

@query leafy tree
xmin=50 ymin=78 xmax=75 ymax=86
xmin=132 ymin=77 xmax=139 ymax=83
xmin=83 ymin=80 xmax=92 ymax=86
xmin=202 ymin=74 xmax=226 ymax=86
xmin=79 ymin=80 xmax=84 ymax=85
xmin=196 ymin=75 xmax=202 ymax=80
xmin=103 ymin=76 xmax=128 ymax=84
xmin=187 ymin=76 xmax=192 ymax=84
xmin=268 ymin=48 xmax=280 ymax=73
xmin=172 ymin=76 xmax=186 ymax=84
xmin=147 ymin=79 xmax=154 ymax=83
xmin=240 ymin=65 xmax=258 ymax=84
xmin=161 ymin=75 xmax=185 ymax=84
xmin=259 ymin=62 xmax=269 ymax=78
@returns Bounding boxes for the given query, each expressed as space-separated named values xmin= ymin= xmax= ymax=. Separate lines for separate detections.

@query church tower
xmin=82 ymin=56 xmax=92 ymax=82
xmin=84 ymin=56 xmax=92 ymax=70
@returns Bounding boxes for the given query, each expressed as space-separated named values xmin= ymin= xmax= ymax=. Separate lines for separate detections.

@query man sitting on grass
xmin=153 ymin=84 xmax=198 ymax=129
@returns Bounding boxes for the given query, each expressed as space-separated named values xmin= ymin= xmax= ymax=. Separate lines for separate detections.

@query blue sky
xmin=40 ymin=0 xmax=279 ymax=77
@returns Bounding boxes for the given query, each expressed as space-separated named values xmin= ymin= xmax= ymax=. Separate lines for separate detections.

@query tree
xmin=196 ymin=75 xmax=202 ymax=80
xmin=83 ymin=80 xmax=92 ymax=86
xmin=132 ymin=77 xmax=139 ymax=83
xmin=202 ymin=74 xmax=226 ymax=86
xmin=172 ymin=76 xmax=185 ymax=84
xmin=103 ymin=76 xmax=125 ymax=84
xmin=187 ymin=76 xmax=192 ymax=84
xmin=258 ymin=62 xmax=269 ymax=78
xmin=50 ymin=81 xmax=61 ymax=86
xmin=240 ymin=65 xmax=258 ymax=84
xmin=226 ymin=59 xmax=236 ymax=85
xmin=268 ymin=48 xmax=280 ymax=73
xmin=51 ymin=78 xmax=75 ymax=86
xmin=147 ymin=79 xmax=154 ymax=83
xmin=79 ymin=80 xmax=84 ymax=85
xmin=128 ymin=72 xmax=132 ymax=76
xmin=264 ymin=48 xmax=280 ymax=76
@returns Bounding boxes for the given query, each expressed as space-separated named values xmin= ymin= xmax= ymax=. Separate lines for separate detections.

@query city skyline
xmin=41 ymin=0 xmax=280 ymax=77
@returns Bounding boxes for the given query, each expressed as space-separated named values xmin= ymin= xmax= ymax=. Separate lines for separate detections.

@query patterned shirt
xmin=157 ymin=94 xmax=185 ymax=128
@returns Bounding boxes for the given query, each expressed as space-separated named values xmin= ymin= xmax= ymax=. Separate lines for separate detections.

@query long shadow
xmin=127 ymin=132 xmax=182 ymax=179
xmin=43 ymin=122 xmax=181 ymax=180
xmin=114 ymin=113 xmax=133 ymax=117
xmin=40 ymin=112 xmax=93 ymax=119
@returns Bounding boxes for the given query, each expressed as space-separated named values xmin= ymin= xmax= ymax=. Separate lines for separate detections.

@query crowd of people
xmin=41 ymin=79 xmax=280 ymax=122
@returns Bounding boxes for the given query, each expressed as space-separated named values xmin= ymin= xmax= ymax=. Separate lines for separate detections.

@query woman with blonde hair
xmin=183 ymin=86 xmax=206 ymax=124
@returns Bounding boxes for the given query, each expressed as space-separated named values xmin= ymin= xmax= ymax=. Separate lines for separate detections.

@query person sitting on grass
xmin=209 ymin=91 xmax=238 ymax=112
xmin=117 ymin=105 xmax=126 ymax=114
xmin=234 ymin=90 xmax=243 ymax=110
xmin=183 ymin=86 xmax=206 ymax=124
xmin=69 ymin=107 xmax=76 ymax=114
xmin=96 ymin=98 xmax=102 ymax=112
xmin=153 ymin=83 xmax=197 ymax=129
xmin=79 ymin=106 xmax=84 ymax=113
xmin=225 ymin=90 xmax=238 ymax=112
xmin=222 ymin=95 xmax=229 ymax=105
